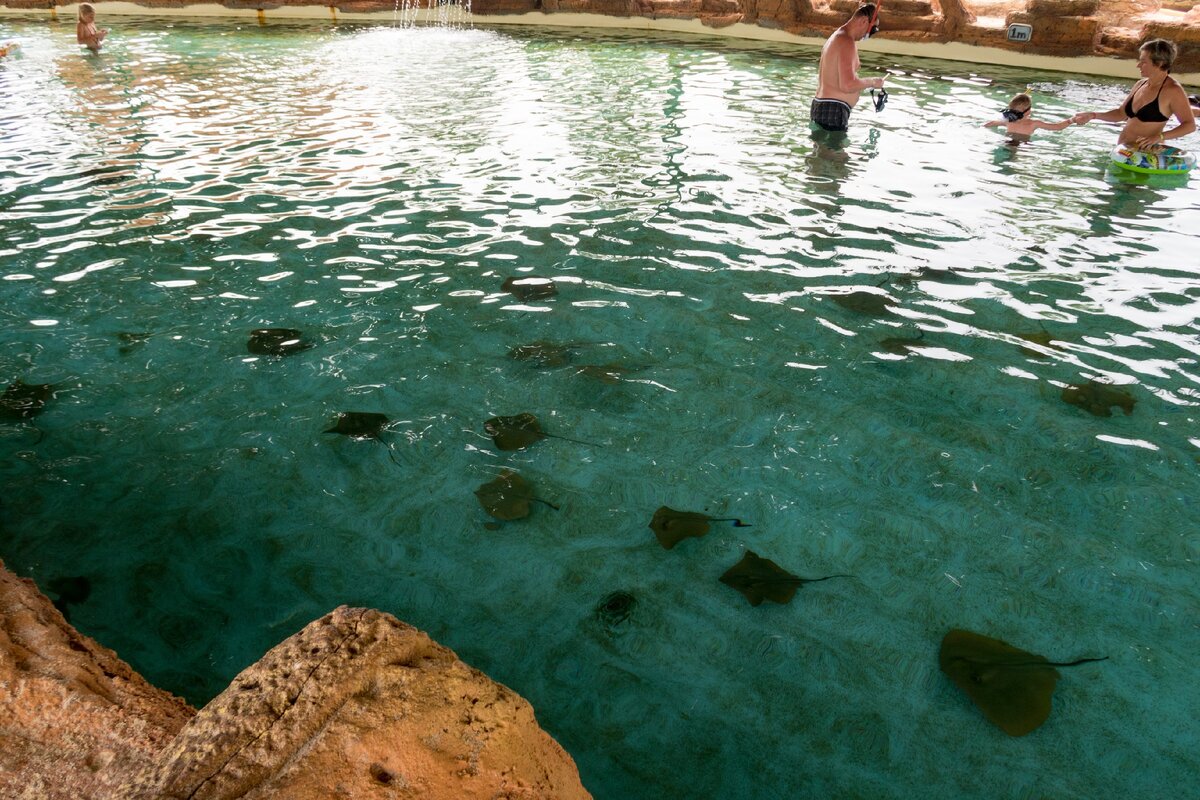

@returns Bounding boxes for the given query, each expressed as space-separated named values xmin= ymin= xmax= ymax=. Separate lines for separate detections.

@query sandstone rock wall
xmin=114 ymin=605 xmax=593 ymax=800
xmin=8 ymin=0 xmax=1195 ymax=70
xmin=0 ymin=559 xmax=195 ymax=800
xmin=0 ymin=560 xmax=592 ymax=800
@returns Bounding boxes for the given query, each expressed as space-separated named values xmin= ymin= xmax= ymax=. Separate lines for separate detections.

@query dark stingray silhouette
xmin=483 ymin=413 xmax=596 ymax=451
xmin=939 ymin=628 xmax=1107 ymax=737
xmin=46 ymin=576 xmax=91 ymax=623
xmin=718 ymin=550 xmax=852 ymax=606
xmin=324 ymin=412 xmax=402 ymax=466
xmin=649 ymin=506 xmax=750 ymax=550
xmin=1061 ymin=381 xmax=1135 ymax=417
xmin=117 ymin=332 xmax=152 ymax=356
xmin=247 ymin=328 xmax=313 ymax=356
xmin=474 ymin=470 xmax=559 ymax=521
xmin=594 ymin=591 xmax=637 ymax=629
xmin=574 ymin=364 xmax=636 ymax=385
xmin=1016 ymin=330 xmax=1062 ymax=357
xmin=879 ymin=330 xmax=928 ymax=355
xmin=502 ymin=276 xmax=558 ymax=301
xmin=508 ymin=341 xmax=576 ymax=368
xmin=831 ymin=290 xmax=896 ymax=317
xmin=0 ymin=380 xmax=52 ymax=420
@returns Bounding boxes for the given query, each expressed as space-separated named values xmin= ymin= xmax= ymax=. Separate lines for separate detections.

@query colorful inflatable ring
xmin=1110 ymin=143 xmax=1195 ymax=175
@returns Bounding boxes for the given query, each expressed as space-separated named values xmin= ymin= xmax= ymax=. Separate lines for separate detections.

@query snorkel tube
xmin=868 ymin=1 xmax=881 ymax=38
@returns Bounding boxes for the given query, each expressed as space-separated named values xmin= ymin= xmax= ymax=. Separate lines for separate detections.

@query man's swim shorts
xmin=810 ymin=98 xmax=852 ymax=133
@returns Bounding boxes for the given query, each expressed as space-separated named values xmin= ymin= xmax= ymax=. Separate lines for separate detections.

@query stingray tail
xmin=534 ymin=498 xmax=561 ymax=512
xmin=710 ymin=517 xmax=752 ymax=528
xmin=803 ymin=574 xmax=856 ymax=583
xmin=1045 ymin=656 xmax=1109 ymax=668
xmin=547 ymin=433 xmax=603 ymax=448
xmin=375 ymin=438 xmax=403 ymax=468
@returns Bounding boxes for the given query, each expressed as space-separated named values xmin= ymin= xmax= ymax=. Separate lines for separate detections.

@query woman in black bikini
xmin=1072 ymin=39 xmax=1196 ymax=148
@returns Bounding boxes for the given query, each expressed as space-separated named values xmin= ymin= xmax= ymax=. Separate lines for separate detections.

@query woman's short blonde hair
xmin=1139 ymin=39 xmax=1177 ymax=71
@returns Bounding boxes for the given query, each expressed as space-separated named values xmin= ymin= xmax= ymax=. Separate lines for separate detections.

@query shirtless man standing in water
xmin=811 ymin=4 xmax=886 ymax=133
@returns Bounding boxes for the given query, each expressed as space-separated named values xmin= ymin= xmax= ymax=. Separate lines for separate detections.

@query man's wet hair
xmin=855 ymin=3 xmax=877 ymax=19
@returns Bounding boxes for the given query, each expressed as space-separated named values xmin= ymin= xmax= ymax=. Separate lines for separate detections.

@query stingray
xmin=502 ymin=276 xmax=558 ymax=301
xmin=649 ymin=506 xmax=751 ymax=550
xmin=0 ymin=380 xmax=53 ymax=420
xmin=483 ymin=412 xmax=595 ymax=451
xmin=1016 ymin=330 xmax=1064 ymax=358
xmin=323 ymin=412 xmax=402 ymax=466
xmin=594 ymin=591 xmax=637 ymax=629
xmin=890 ymin=268 xmax=966 ymax=286
xmin=575 ymin=364 xmax=632 ymax=385
xmin=474 ymin=469 xmax=559 ymax=521
xmin=718 ymin=550 xmax=852 ymax=606
xmin=117 ymin=332 xmax=152 ymax=356
xmin=939 ymin=628 xmax=1107 ymax=737
xmin=508 ymin=341 xmax=576 ymax=368
xmin=247 ymin=328 xmax=313 ymax=356
xmin=831 ymin=291 xmax=895 ymax=317
xmin=46 ymin=576 xmax=91 ymax=623
xmin=879 ymin=330 xmax=929 ymax=355
xmin=1060 ymin=381 xmax=1136 ymax=417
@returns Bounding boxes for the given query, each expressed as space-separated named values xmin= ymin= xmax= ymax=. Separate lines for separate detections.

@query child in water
xmin=76 ymin=3 xmax=108 ymax=53
xmin=984 ymin=92 xmax=1072 ymax=138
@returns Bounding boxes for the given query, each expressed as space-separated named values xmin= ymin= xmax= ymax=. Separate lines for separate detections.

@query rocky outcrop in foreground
xmin=0 ymin=560 xmax=194 ymax=800
xmin=0 ymin=560 xmax=591 ymax=800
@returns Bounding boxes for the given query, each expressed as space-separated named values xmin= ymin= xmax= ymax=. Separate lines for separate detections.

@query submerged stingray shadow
xmin=939 ymin=628 xmax=1107 ymax=737
xmin=718 ymin=550 xmax=853 ymax=607
xmin=483 ymin=412 xmax=597 ymax=451
xmin=247 ymin=328 xmax=315 ymax=357
xmin=474 ymin=469 xmax=559 ymax=522
xmin=648 ymin=506 xmax=750 ymax=550
xmin=323 ymin=411 xmax=403 ymax=467
xmin=1 ymin=380 xmax=55 ymax=442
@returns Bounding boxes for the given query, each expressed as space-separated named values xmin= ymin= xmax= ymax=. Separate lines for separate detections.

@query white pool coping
xmin=3 ymin=3 xmax=1199 ymax=84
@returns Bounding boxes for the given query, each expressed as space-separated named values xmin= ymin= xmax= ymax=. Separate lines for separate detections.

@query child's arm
xmin=982 ymin=120 xmax=1005 ymax=128
xmin=1032 ymin=119 xmax=1072 ymax=132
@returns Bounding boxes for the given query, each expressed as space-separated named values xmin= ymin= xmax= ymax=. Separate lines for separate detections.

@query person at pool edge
xmin=1071 ymin=39 xmax=1195 ymax=148
xmin=811 ymin=3 xmax=887 ymax=133
xmin=76 ymin=3 xmax=108 ymax=54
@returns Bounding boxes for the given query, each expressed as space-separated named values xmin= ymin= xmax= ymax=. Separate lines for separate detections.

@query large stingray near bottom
xmin=474 ymin=470 xmax=559 ymax=521
xmin=1060 ymin=381 xmax=1135 ymax=417
xmin=502 ymin=276 xmax=558 ymax=301
xmin=324 ymin=412 xmax=401 ymax=466
xmin=938 ymin=628 xmax=1107 ymax=737
xmin=718 ymin=550 xmax=852 ymax=606
xmin=831 ymin=290 xmax=896 ymax=317
xmin=0 ymin=380 xmax=53 ymax=420
xmin=483 ymin=412 xmax=594 ymax=451
xmin=247 ymin=328 xmax=313 ymax=356
xmin=648 ymin=506 xmax=750 ymax=549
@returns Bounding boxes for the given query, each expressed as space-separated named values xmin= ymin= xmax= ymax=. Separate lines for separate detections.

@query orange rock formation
xmin=0 ymin=561 xmax=592 ymax=800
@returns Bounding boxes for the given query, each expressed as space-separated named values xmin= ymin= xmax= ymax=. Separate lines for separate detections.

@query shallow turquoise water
xmin=2 ymin=15 xmax=1199 ymax=799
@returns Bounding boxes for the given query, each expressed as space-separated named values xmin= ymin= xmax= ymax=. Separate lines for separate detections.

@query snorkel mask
xmin=867 ymin=2 xmax=880 ymax=38
xmin=1001 ymin=108 xmax=1026 ymax=122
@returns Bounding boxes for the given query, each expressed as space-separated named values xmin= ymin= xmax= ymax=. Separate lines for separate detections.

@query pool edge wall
xmin=3 ymin=2 xmax=1199 ymax=83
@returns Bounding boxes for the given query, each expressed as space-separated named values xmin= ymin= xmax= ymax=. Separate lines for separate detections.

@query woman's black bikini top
xmin=1125 ymin=79 xmax=1170 ymax=123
